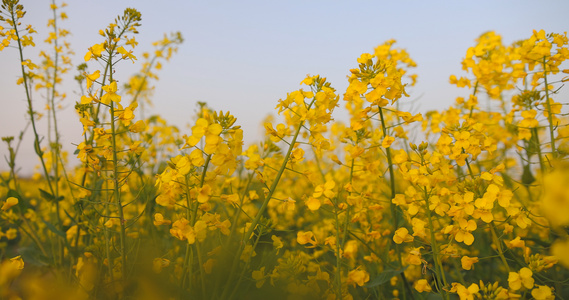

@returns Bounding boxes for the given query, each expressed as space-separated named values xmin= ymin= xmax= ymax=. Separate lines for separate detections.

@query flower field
xmin=1 ymin=1 xmax=569 ymax=299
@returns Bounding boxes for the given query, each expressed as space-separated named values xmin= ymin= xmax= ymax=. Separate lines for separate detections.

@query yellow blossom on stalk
xmin=414 ymin=279 xmax=432 ymax=293
xmin=346 ymin=267 xmax=370 ymax=287
xmin=175 ymin=155 xmax=191 ymax=175
xmin=152 ymin=258 xmax=170 ymax=274
xmin=531 ymin=285 xmax=555 ymax=300
xmin=450 ymin=283 xmax=479 ymax=300
xmin=271 ymin=235 xmax=283 ymax=253
xmin=405 ymin=247 xmax=423 ymax=265
xmin=85 ymin=70 xmax=100 ymax=90
xmin=84 ymin=42 xmax=105 ymax=61
xmin=505 ymin=236 xmax=525 ymax=249
xmin=343 ymin=240 xmax=358 ymax=259
xmin=305 ymin=196 xmax=321 ymax=211
xmin=393 ymin=227 xmax=414 ymax=244
xmin=382 ymin=135 xmax=395 ymax=148
xmin=6 ymin=228 xmax=17 ymax=240
xmin=454 ymin=218 xmax=477 ymax=245
xmin=170 ymin=218 xmax=196 ymax=244
xmin=252 ymin=267 xmax=266 ymax=288
xmin=100 ymin=81 xmax=121 ymax=104
xmin=129 ymin=120 xmax=146 ymax=133
xmin=290 ymin=147 xmax=304 ymax=163
xmin=461 ymin=256 xmax=479 ymax=270
xmin=297 ymin=231 xmax=317 ymax=248
xmin=197 ymin=184 xmax=212 ymax=203
xmin=411 ymin=218 xmax=427 ymax=238
xmin=10 ymin=256 xmax=24 ymax=270
xmin=240 ymin=244 xmax=256 ymax=262
xmin=203 ymin=259 xmax=215 ymax=274
xmin=508 ymin=267 xmax=534 ymax=290
xmin=153 ymin=213 xmax=171 ymax=226
xmin=1 ymin=197 xmax=18 ymax=211
xmin=117 ymin=46 xmax=137 ymax=62
xmin=313 ymin=180 xmax=336 ymax=199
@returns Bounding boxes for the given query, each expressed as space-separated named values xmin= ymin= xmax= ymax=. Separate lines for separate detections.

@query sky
xmin=1 ymin=0 xmax=568 ymax=175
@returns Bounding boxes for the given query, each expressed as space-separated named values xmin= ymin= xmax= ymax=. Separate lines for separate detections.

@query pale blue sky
xmin=1 ymin=0 xmax=568 ymax=174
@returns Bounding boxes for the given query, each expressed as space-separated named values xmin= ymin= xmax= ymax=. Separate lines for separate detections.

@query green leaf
xmin=521 ymin=164 xmax=535 ymax=186
xmin=7 ymin=189 xmax=20 ymax=199
xmin=39 ymin=188 xmax=55 ymax=201
xmin=42 ymin=219 xmax=66 ymax=238
xmin=38 ymin=188 xmax=64 ymax=202
xmin=365 ymin=266 xmax=409 ymax=288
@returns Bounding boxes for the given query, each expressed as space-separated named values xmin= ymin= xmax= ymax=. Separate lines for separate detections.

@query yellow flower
xmin=454 ymin=283 xmax=479 ymax=300
xmin=346 ymin=267 xmax=370 ymax=287
xmin=461 ymin=256 xmax=479 ymax=270
xmin=100 ymin=81 xmax=121 ymax=104
xmin=117 ymin=46 xmax=137 ymax=62
xmin=305 ymin=196 xmax=321 ymax=211
xmin=505 ymin=236 xmax=525 ymax=249
xmin=152 ymin=258 xmax=170 ymax=274
xmin=85 ymin=70 xmax=100 ymax=90
xmin=405 ymin=247 xmax=423 ymax=265
xmin=343 ymin=240 xmax=358 ymax=259
xmin=531 ymin=285 xmax=554 ymax=300
xmin=508 ymin=267 xmax=534 ymax=290
xmin=153 ymin=213 xmax=171 ymax=226
xmin=393 ymin=227 xmax=414 ymax=244
xmin=10 ymin=256 xmax=24 ymax=270
xmin=414 ymin=279 xmax=432 ymax=293
xmin=290 ymin=147 xmax=304 ymax=163
xmin=1 ymin=197 xmax=18 ymax=211
xmin=84 ymin=42 xmax=105 ymax=61
xmin=297 ymin=231 xmax=317 ymax=248
xmin=203 ymin=259 xmax=215 ymax=274
xmin=382 ymin=135 xmax=395 ymax=148
xmin=271 ymin=235 xmax=283 ymax=253
xmin=197 ymin=184 xmax=211 ymax=203
xmin=6 ymin=228 xmax=17 ymax=240
xmin=252 ymin=267 xmax=266 ymax=288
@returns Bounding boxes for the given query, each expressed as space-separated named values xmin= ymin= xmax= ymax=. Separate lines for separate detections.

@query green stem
xmin=542 ymin=57 xmax=557 ymax=159
xmin=378 ymin=105 xmax=413 ymax=299
xmin=424 ymin=189 xmax=449 ymax=299
xmin=490 ymin=222 xmax=511 ymax=273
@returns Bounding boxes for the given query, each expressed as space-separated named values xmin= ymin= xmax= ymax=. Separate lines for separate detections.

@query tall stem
xmin=542 ymin=57 xmax=557 ymax=159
